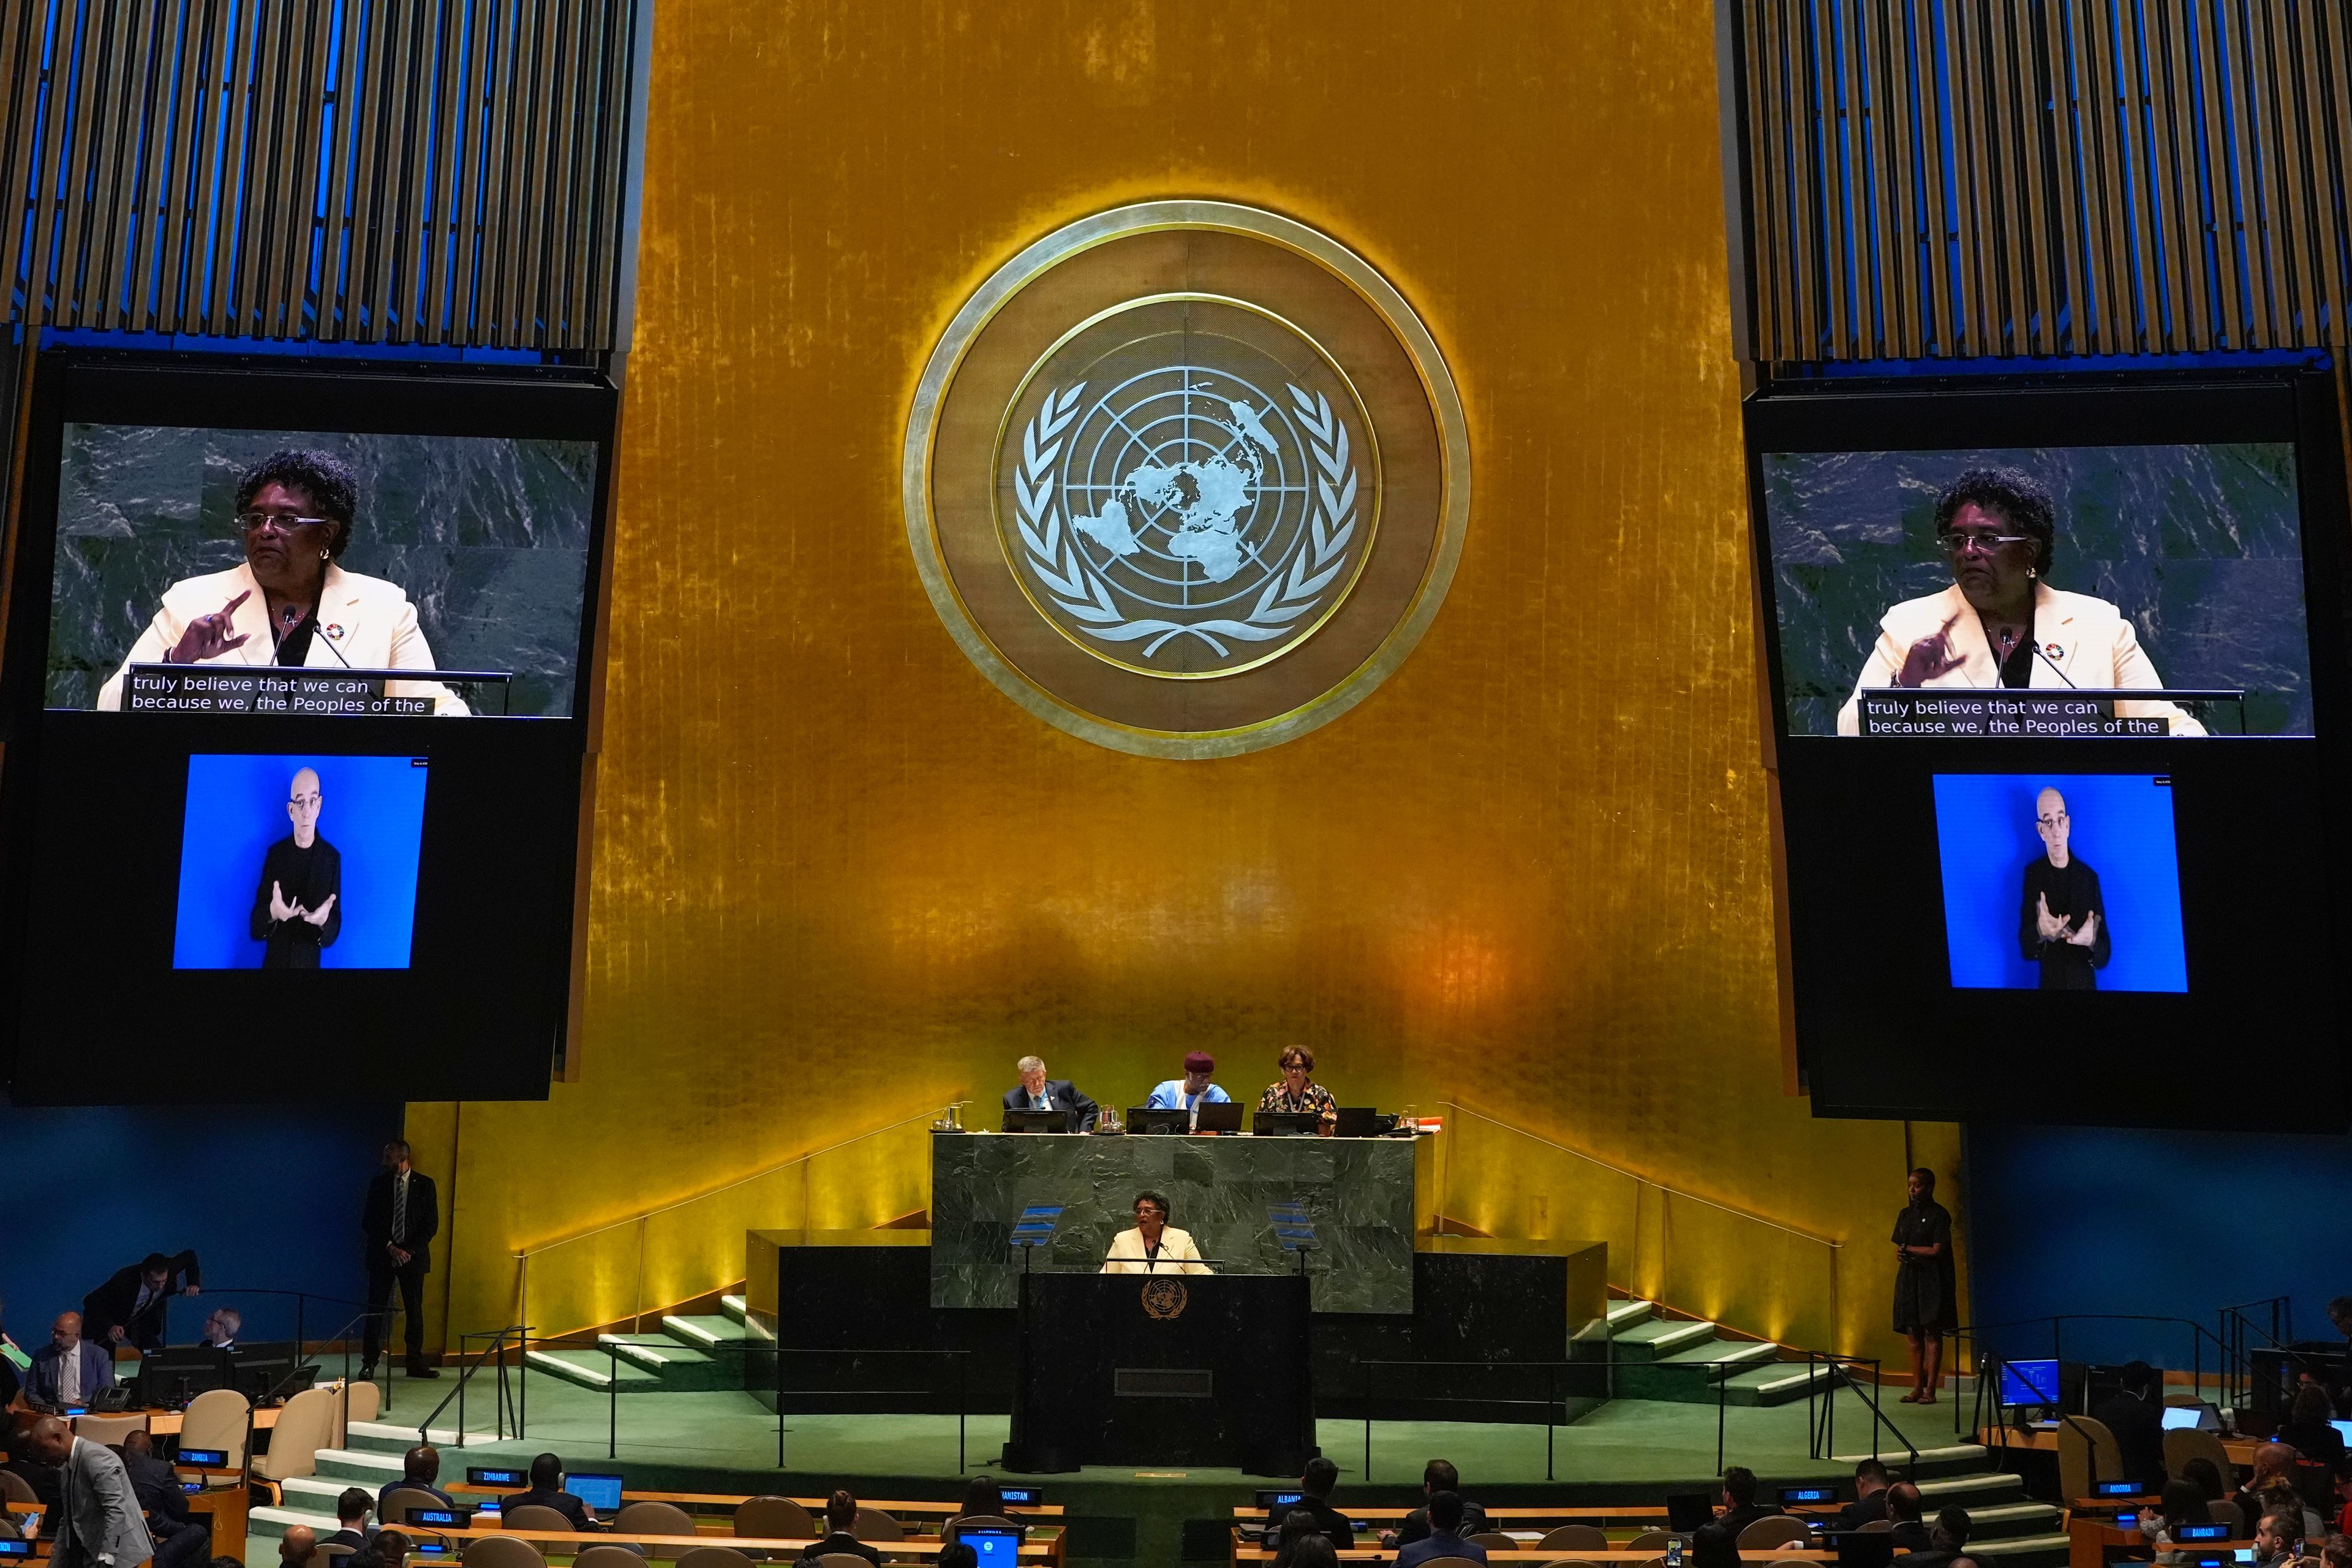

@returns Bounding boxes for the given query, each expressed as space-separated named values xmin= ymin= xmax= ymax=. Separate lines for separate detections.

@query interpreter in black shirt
xmin=2018 ymin=786 xmax=2109 ymax=990
xmin=248 ymin=766 xmax=342 ymax=968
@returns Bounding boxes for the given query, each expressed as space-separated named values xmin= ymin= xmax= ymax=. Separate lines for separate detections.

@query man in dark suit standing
xmin=119 ymin=1432 xmax=211 ymax=1568
xmin=81 ymin=1251 xmax=201 ymax=1352
xmin=1001 ymin=1055 xmax=1099 ymax=1131
xmin=361 ymin=1139 xmax=440 ymax=1380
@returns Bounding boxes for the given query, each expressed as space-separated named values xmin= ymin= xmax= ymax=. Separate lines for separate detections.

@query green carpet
xmin=354 ymin=1368 xmax=1984 ymax=1564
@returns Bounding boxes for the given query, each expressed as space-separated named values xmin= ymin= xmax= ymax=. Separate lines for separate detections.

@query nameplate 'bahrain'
xmin=902 ymin=202 xmax=1471 ymax=758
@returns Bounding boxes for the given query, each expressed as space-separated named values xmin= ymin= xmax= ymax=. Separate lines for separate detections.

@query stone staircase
xmin=1605 ymin=1298 xmax=1839 ymax=1406
xmin=524 ymin=1293 xmax=754 ymax=1394
xmin=249 ymin=1418 xmax=498 ymax=1555
xmin=1827 ymin=1442 xmax=2070 ymax=1568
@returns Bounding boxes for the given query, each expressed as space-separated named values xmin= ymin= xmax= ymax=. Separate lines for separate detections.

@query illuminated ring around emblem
xmin=902 ymin=200 xmax=1471 ymax=760
xmin=991 ymin=300 xmax=1383 ymax=679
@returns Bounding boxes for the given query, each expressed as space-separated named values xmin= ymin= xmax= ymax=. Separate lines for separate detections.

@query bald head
xmin=2255 ymin=1442 xmax=2295 ymax=1482
xmin=26 ymin=1417 xmax=70 ymax=1464
xmin=288 ymin=767 xmax=323 ymax=846
xmin=2034 ymin=788 xmax=2071 ymax=865
xmin=281 ymin=1525 xmax=318 ymax=1567
xmin=50 ymin=1313 xmax=80 ymax=1349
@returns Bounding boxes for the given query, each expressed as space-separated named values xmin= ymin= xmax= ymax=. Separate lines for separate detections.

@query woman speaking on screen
xmin=1834 ymin=468 xmax=2202 ymax=736
xmin=96 ymin=448 xmax=467 ymax=715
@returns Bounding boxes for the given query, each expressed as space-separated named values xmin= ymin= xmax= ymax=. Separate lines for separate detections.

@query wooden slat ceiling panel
xmin=2 ymin=0 xmax=637 ymax=350
xmin=1735 ymin=0 xmax=2351 ymax=359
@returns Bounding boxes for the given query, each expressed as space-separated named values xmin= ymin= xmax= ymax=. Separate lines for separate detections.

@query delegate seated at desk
xmin=1002 ymin=1054 xmax=1098 ymax=1131
xmin=1101 ymin=1191 xmax=1211 ymax=1275
xmin=1144 ymin=1051 xmax=1231 ymax=1118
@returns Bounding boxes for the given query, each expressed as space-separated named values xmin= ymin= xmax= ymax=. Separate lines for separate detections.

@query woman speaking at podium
xmin=96 ymin=448 xmax=467 ymax=715
xmin=1834 ymin=467 xmax=2201 ymax=737
xmin=1101 ymin=1191 xmax=1211 ymax=1275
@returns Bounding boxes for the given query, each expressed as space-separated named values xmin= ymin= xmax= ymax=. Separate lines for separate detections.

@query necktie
xmin=392 ymin=1174 xmax=408 ymax=1245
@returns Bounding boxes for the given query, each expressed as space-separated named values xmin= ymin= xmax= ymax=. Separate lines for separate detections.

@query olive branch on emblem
xmin=1011 ymin=382 xmax=1359 ymax=661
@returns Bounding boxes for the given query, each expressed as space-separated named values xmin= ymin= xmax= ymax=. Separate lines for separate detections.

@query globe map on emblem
xmin=1006 ymin=352 xmax=1370 ymax=676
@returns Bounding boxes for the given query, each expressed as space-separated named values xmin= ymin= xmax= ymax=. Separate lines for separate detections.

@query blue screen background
xmin=173 ymin=753 xmax=429 ymax=969
xmin=1932 ymin=772 xmax=2187 ymax=992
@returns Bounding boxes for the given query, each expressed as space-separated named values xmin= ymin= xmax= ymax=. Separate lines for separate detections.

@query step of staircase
xmin=1722 ymin=1359 xmax=1837 ymax=1406
xmin=279 ymin=1476 xmax=355 ymax=1518
xmin=1607 ymin=1299 xmax=1657 ymax=1332
xmin=597 ymin=1333 xmax=731 ymax=1392
xmin=312 ymin=1448 xmax=405 ymax=1487
xmin=720 ymin=1294 xmax=748 ymax=1323
xmin=1833 ymin=1444 xmax=1992 ymax=1480
xmin=1965 ymin=1532 xmax=2071 ymax=1568
xmin=660 ymin=1313 xmax=750 ymax=1349
xmin=1609 ymin=1317 xmax=1725 ymax=1362
xmin=1958 ymin=1503 xmax=2067 ymax=1541
xmin=1915 ymin=1471 xmax=2029 ymax=1505
xmin=524 ymin=1346 xmax=662 ymax=1392
xmin=344 ymin=1419 xmax=497 ymax=1455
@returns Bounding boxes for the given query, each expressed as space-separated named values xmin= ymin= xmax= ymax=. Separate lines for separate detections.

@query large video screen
xmin=0 ymin=356 xmax=615 ymax=1104
xmin=48 ymin=426 xmax=595 ymax=718
xmin=1749 ymin=375 xmax=2350 ymax=1128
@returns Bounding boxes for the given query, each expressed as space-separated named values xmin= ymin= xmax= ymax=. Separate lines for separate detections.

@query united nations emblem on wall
xmin=1139 ymin=1278 xmax=1188 ymax=1319
xmin=904 ymin=202 xmax=1469 ymax=758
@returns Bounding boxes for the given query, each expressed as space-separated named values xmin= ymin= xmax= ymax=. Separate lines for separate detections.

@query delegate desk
xmin=395 ymin=1526 xmax=1057 ymax=1563
xmin=1005 ymin=1271 xmax=1312 ymax=1474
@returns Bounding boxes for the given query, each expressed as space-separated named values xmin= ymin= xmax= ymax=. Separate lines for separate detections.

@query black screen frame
xmin=1745 ymin=366 xmax=2352 ymax=1129
xmin=0 ymin=350 xmax=619 ymax=1104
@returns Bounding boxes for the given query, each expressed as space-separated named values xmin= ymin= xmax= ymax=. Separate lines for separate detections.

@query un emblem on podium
xmin=905 ymin=202 xmax=1469 ymax=758
xmin=1139 ymin=1278 xmax=1189 ymax=1320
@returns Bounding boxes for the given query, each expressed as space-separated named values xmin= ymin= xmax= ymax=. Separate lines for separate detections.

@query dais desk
xmin=930 ymin=1128 xmax=1419 ymax=1313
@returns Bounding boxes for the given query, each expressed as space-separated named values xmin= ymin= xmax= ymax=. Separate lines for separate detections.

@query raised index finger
xmin=222 ymin=589 xmax=250 ymax=614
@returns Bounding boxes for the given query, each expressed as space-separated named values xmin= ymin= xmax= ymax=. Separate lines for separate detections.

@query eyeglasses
xmin=237 ymin=510 xmax=333 ymax=535
xmin=1941 ymin=530 xmax=2035 ymax=557
xmin=2037 ymin=812 xmax=2068 ymax=829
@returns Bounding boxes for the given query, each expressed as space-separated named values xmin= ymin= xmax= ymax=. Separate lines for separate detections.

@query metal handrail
xmin=1436 ymin=1101 xmax=1843 ymax=1250
xmin=418 ymin=1324 xmax=527 ymax=1447
xmin=1357 ymin=1357 xmax=1595 ymax=1480
xmin=1797 ymin=1354 xmax=1911 ymax=1469
xmin=772 ymin=1347 xmax=967 ymax=1474
xmin=512 ymin=1104 xmax=967 ymax=1258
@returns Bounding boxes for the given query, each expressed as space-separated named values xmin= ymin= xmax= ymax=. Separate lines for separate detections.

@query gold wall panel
xmin=414 ymin=0 xmax=1966 ymax=1364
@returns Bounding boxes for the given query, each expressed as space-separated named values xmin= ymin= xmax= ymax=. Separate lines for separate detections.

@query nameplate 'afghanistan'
xmin=903 ymin=202 xmax=1470 ymax=758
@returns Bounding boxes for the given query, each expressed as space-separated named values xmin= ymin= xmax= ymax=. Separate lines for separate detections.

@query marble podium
xmin=929 ymin=1129 xmax=1417 ymax=1313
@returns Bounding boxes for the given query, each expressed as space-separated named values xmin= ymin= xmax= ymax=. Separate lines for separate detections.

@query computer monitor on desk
xmin=564 ymin=1473 xmax=624 ymax=1513
xmin=957 ymin=1526 xmax=1023 ymax=1566
xmin=1001 ymin=1108 xmax=1071 ymax=1133
xmin=1195 ymin=1102 xmax=1243 ymax=1133
xmin=1128 ymin=1108 xmax=1193 ymax=1134
xmin=136 ymin=1347 xmax=228 ymax=1407
xmin=228 ymin=1343 xmax=315 ymax=1402
xmin=1253 ymin=1111 xmax=1321 ymax=1137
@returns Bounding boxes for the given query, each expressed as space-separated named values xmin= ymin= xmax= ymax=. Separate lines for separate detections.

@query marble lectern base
xmin=929 ymin=1129 xmax=1417 ymax=1313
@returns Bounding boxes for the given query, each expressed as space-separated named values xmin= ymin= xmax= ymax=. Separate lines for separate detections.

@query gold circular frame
xmin=989 ymin=292 xmax=1385 ymax=680
xmin=902 ymin=200 xmax=1471 ymax=760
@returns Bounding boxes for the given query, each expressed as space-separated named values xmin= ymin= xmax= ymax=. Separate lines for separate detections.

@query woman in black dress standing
xmin=1893 ymin=1167 xmax=1956 ymax=1404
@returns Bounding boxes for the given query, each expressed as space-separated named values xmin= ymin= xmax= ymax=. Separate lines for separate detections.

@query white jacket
xmin=1836 ymin=581 xmax=2204 ymax=736
xmin=97 ymin=560 xmax=468 ymax=715
xmin=1100 ymin=1226 xmax=1212 ymax=1275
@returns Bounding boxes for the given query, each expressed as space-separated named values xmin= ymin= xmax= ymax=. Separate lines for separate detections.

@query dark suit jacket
xmin=1001 ymin=1079 xmax=1099 ymax=1132
xmin=796 ymin=1533 xmax=881 ymax=1566
xmin=81 ymin=1253 xmax=201 ymax=1351
xmin=2092 ymin=1392 xmax=2168 ymax=1488
xmin=26 ymin=1340 xmax=114 ymax=1406
xmin=1395 ymin=1500 xmax=1491 ymax=1546
xmin=1836 ymin=1493 xmax=1890 ymax=1530
xmin=1717 ymin=1503 xmax=1786 ymax=1537
xmin=121 ymin=1450 xmax=192 ymax=1532
xmin=364 ymin=1170 xmax=441 ymax=1273
xmin=323 ymin=1530 xmax=372 ymax=1551
xmin=1890 ymin=1520 xmax=1931 ymax=1551
xmin=505 ymin=1488 xmax=594 ymax=1529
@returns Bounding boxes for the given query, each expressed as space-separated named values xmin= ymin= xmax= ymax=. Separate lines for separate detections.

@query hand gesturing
xmin=2065 ymin=909 xmax=2099 ymax=948
xmin=167 ymin=590 xmax=251 ymax=665
xmin=269 ymin=880 xmax=297 ymax=923
xmin=1895 ymin=611 xmax=1966 ymax=687
xmin=2035 ymin=893 xmax=2067 ymax=941
xmin=301 ymin=892 xmax=337 ymax=928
